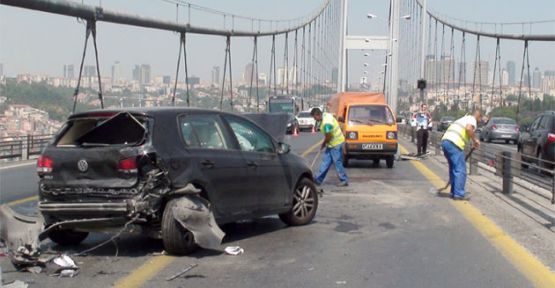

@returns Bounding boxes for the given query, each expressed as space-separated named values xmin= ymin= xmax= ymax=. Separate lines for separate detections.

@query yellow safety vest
xmin=442 ymin=117 xmax=471 ymax=150
xmin=320 ymin=112 xmax=345 ymax=148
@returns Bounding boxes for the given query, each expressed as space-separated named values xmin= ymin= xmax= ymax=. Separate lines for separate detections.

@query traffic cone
xmin=311 ymin=125 xmax=316 ymax=134
xmin=293 ymin=127 xmax=299 ymax=137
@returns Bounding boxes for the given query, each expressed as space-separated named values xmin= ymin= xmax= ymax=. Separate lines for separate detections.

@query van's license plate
xmin=362 ymin=144 xmax=383 ymax=150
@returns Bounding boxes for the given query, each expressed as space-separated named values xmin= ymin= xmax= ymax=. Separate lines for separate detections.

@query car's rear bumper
xmin=345 ymin=142 xmax=398 ymax=159
xmin=39 ymin=200 xmax=132 ymax=226
xmin=490 ymin=131 xmax=519 ymax=141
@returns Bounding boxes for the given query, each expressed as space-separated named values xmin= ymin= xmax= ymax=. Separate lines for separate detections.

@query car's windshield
xmin=56 ymin=112 xmax=148 ymax=147
xmin=442 ymin=117 xmax=455 ymax=121
xmin=269 ymin=101 xmax=294 ymax=113
xmin=298 ymin=112 xmax=311 ymax=118
xmin=348 ymin=105 xmax=394 ymax=125
xmin=493 ymin=118 xmax=516 ymax=125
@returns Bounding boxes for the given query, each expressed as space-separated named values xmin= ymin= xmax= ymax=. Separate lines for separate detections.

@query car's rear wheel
xmin=48 ymin=229 xmax=88 ymax=246
xmin=162 ymin=199 xmax=197 ymax=255
xmin=279 ymin=178 xmax=318 ymax=226
xmin=386 ymin=156 xmax=394 ymax=168
xmin=505 ymin=140 xmax=510 ymax=144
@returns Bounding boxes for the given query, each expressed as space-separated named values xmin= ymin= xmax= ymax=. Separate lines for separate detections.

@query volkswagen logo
xmin=77 ymin=159 xmax=88 ymax=172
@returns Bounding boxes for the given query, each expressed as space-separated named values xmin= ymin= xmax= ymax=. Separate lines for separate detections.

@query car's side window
xmin=178 ymin=114 xmax=228 ymax=150
xmin=225 ymin=116 xmax=275 ymax=153
xmin=540 ymin=115 xmax=551 ymax=130
xmin=530 ymin=116 xmax=542 ymax=131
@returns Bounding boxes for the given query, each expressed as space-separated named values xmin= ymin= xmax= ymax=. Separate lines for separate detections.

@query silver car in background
xmin=480 ymin=117 xmax=520 ymax=144
xmin=296 ymin=111 xmax=316 ymax=131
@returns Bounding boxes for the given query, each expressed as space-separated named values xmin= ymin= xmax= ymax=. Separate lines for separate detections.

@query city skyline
xmin=1 ymin=0 xmax=554 ymax=86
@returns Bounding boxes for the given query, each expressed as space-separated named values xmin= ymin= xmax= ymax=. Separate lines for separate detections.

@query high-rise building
xmin=83 ymin=65 xmax=97 ymax=78
xmin=0 ymin=63 xmax=3 ymax=77
xmin=63 ymin=64 xmax=75 ymax=79
xmin=506 ymin=61 xmax=516 ymax=85
xmin=424 ymin=55 xmax=438 ymax=87
xmin=111 ymin=61 xmax=122 ymax=85
xmin=162 ymin=76 xmax=172 ymax=85
xmin=243 ymin=63 xmax=254 ymax=84
xmin=473 ymin=60 xmax=489 ymax=87
xmin=532 ymin=67 xmax=542 ymax=89
xmin=543 ymin=71 xmax=555 ymax=94
xmin=457 ymin=62 xmax=467 ymax=83
xmin=132 ymin=64 xmax=151 ymax=85
xmin=331 ymin=67 xmax=338 ymax=85
xmin=211 ymin=66 xmax=220 ymax=85
xmin=439 ymin=56 xmax=455 ymax=84
xmin=501 ymin=69 xmax=509 ymax=86
xmin=289 ymin=65 xmax=299 ymax=86
xmin=277 ymin=67 xmax=286 ymax=86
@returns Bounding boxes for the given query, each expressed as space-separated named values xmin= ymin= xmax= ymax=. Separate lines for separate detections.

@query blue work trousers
xmin=441 ymin=140 xmax=467 ymax=198
xmin=315 ymin=143 xmax=348 ymax=185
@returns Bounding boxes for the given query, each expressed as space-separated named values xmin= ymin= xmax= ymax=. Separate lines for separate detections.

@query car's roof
xmin=70 ymin=107 xmax=230 ymax=119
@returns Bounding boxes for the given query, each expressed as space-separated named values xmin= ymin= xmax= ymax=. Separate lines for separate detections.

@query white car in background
xmin=296 ymin=111 xmax=316 ymax=131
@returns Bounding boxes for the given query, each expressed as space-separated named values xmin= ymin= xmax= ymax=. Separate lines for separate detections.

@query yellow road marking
xmin=6 ymin=195 xmax=38 ymax=206
xmin=114 ymin=137 xmax=324 ymax=287
xmin=113 ymin=256 xmax=175 ymax=288
xmin=399 ymin=144 xmax=555 ymax=288
xmin=301 ymin=140 xmax=323 ymax=157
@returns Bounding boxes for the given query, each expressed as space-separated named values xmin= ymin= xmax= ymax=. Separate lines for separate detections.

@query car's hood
xmin=243 ymin=113 xmax=289 ymax=143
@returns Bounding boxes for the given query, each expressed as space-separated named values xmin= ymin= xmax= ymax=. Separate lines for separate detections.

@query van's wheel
xmin=386 ymin=156 xmax=394 ymax=168
xmin=373 ymin=159 xmax=380 ymax=166
xmin=279 ymin=178 xmax=318 ymax=226
xmin=48 ymin=229 xmax=88 ymax=246
xmin=162 ymin=199 xmax=197 ymax=255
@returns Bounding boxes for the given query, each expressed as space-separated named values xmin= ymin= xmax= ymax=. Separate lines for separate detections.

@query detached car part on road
xmin=33 ymin=108 xmax=318 ymax=255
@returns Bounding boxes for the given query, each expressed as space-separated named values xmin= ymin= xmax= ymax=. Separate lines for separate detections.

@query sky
xmin=1 ymin=0 xmax=554 ymax=86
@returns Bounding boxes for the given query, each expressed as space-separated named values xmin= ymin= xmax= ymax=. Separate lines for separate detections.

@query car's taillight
xmin=547 ymin=133 xmax=555 ymax=144
xmin=118 ymin=157 xmax=138 ymax=173
xmin=492 ymin=124 xmax=497 ymax=130
xmin=515 ymin=126 xmax=520 ymax=132
xmin=37 ymin=155 xmax=53 ymax=174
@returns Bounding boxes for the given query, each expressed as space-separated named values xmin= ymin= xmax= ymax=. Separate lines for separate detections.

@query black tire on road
xmin=386 ymin=156 xmax=394 ymax=168
xmin=279 ymin=178 xmax=319 ymax=226
xmin=162 ymin=199 xmax=197 ymax=255
xmin=48 ymin=229 xmax=88 ymax=246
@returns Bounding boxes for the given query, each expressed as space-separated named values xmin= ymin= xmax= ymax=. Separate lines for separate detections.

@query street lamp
xmin=366 ymin=13 xmax=377 ymax=19
xmin=363 ymin=63 xmax=369 ymax=67
xmin=401 ymin=14 xmax=411 ymax=20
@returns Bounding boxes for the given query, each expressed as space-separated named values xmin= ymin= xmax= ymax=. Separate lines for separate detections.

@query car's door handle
xmin=201 ymin=160 xmax=215 ymax=168
xmin=247 ymin=161 xmax=258 ymax=168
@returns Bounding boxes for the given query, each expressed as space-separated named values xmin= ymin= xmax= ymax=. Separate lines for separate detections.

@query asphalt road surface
xmin=0 ymin=132 xmax=541 ymax=287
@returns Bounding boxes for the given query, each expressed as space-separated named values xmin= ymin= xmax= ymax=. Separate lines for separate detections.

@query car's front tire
xmin=386 ymin=156 xmax=394 ymax=168
xmin=48 ymin=229 xmax=89 ymax=246
xmin=279 ymin=178 xmax=318 ymax=226
xmin=162 ymin=199 xmax=197 ymax=255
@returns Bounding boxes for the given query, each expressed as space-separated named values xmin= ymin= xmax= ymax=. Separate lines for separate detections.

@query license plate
xmin=501 ymin=134 xmax=511 ymax=138
xmin=362 ymin=144 xmax=383 ymax=150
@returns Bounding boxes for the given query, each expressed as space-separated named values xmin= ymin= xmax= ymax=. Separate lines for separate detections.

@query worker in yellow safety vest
xmin=310 ymin=108 xmax=348 ymax=187
xmin=441 ymin=110 xmax=482 ymax=200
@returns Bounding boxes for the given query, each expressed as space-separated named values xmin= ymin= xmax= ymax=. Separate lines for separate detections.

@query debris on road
xmin=224 ymin=246 xmax=244 ymax=256
xmin=165 ymin=263 xmax=198 ymax=281
xmin=50 ymin=254 xmax=79 ymax=278
xmin=171 ymin=196 xmax=225 ymax=250
xmin=335 ymin=280 xmax=347 ymax=285
xmin=0 ymin=205 xmax=44 ymax=268
xmin=2 ymin=280 xmax=29 ymax=288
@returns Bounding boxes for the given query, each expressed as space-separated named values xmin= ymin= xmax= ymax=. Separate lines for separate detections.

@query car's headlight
xmin=346 ymin=131 xmax=358 ymax=140
xmin=287 ymin=123 xmax=292 ymax=127
xmin=387 ymin=131 xmax=397 ymax=139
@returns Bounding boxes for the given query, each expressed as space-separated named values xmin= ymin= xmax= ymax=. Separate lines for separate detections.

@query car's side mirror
xmin=278 ymin=142 xmax=291 ymax=154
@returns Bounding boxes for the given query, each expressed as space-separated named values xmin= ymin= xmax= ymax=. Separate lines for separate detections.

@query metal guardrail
xmin=0 ymin=134 xmax=54 ymax=161
xmin=399 ymin=124 xmax=555 ymax=204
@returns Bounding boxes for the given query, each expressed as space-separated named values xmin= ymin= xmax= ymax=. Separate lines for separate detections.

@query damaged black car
xmin=35 ymin=108 xmax=318 ymax=255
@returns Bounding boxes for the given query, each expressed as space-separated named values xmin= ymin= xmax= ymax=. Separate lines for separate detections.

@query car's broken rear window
xmin=56 ymin=112 xmax=148 ymax=147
